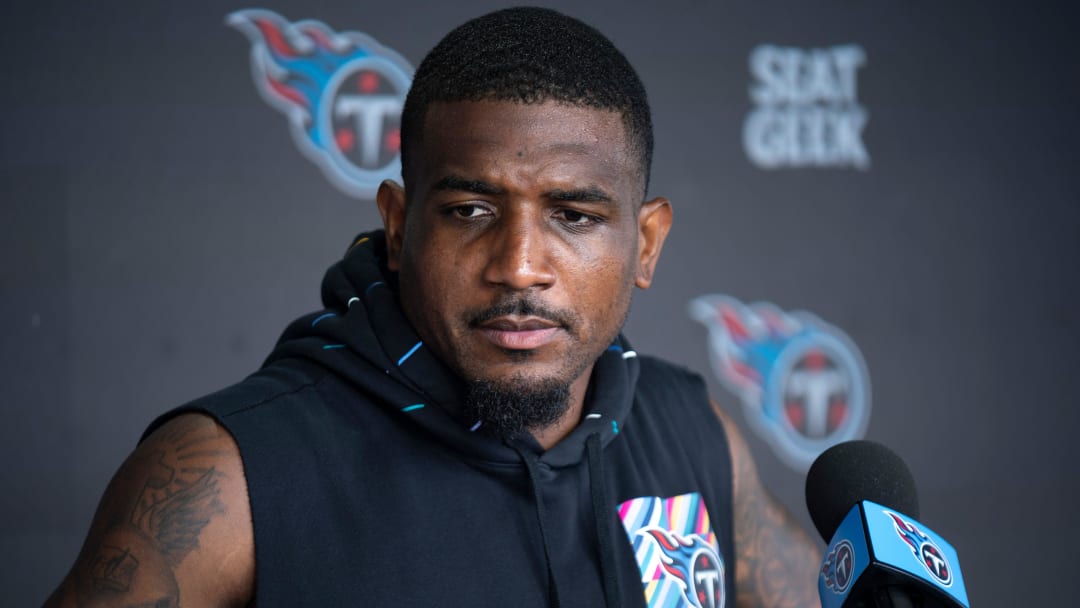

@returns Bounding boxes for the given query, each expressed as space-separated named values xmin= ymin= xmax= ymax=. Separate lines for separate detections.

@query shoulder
xmin=163 ymin=359 xmax=327 ymax=420
xmin=632 ymin=355 xmax=720 ymax=430
xmin=141 ymin=359 xmax=332 ymax=449
xmin=635 ymin=354 xmax=710 ymax=399
xmin=47 ymin=413 xmax=254 ymax=607
xmin=625 ymin=356 xmax=736 ymax=478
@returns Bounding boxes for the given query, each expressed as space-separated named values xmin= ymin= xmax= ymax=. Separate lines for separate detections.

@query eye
xmin=560 ymin=209 xmax=587 ymax=223
xmin=554 ymin=208 xmax=602 ymax=227
xmin=448 ymin=204 xmax=492 ymax=219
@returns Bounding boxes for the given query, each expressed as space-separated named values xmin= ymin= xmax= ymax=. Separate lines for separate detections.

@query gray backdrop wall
xmin=3 ymin=0 xmax=1077 ymax=605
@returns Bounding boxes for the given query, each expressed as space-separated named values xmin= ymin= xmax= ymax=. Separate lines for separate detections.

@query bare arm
xmin=713 ymin=401 xmax=822 ymax=608
xmin=45 ymin=414 xmax=254 ymax=608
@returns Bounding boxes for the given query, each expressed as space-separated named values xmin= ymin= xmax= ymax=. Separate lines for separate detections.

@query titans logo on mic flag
xmin=821 ymin=539 xmax=855 ymax=593
xmin=229 ymin=9 xmax=413 ymax=199
xmin=886 ymin=511 xmax=953 ymax=587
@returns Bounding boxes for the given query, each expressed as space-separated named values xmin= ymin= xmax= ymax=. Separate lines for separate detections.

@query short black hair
xmin=400 ymin=6 xmax=654 ymax=193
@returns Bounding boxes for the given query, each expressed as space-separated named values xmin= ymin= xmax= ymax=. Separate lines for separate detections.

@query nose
xmin=481 ymin=209 xmax=556 ymax=291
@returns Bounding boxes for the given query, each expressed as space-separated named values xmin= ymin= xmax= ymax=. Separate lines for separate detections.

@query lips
xmin=475 ymin=316 xmax=562 ymax=350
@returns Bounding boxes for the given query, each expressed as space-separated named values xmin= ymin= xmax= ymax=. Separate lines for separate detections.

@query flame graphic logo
xmin=689 ymin=294 xmax=871 ymax=470
xmin=887 ymin=511 xmax=928 ymax=555
xmin=640 ymin=527 xmax=725 ymax=608
xmin=821 ymin=539 xmax=855 ymax=593
xmin=228 ymin=9 xmax=413 ymax=198
xmin=885 ymin=511 xmax=953 ymax=587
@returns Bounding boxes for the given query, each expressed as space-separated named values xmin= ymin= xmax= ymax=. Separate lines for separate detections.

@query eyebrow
xmin=432 ymin=174 xmax=615 ymax=204
xmin=546 ymin=187 xmax=613 ymax=204
xmin=432 ymin=174 xmax=505 ymax=196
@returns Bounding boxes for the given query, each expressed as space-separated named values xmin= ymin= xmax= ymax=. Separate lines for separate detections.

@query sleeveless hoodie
xmin=145 ymin=231 xmax=736 ymax=608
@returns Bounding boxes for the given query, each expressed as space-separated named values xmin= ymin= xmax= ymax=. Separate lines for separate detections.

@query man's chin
xmin=460 ymin=375 xmax=570 ymax=440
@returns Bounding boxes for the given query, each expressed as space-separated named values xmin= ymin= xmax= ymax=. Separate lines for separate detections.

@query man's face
xmin=378 ymin=100 xmax=670 ymax=399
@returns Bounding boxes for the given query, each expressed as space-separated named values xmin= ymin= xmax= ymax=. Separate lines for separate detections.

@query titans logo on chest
xmin=619 ymin=493 xmax=727 ymax=608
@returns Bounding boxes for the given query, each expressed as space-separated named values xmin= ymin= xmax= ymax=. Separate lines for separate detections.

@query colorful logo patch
xmin=689 ymin=294 xmax=871 ymax=470
xmin=885 ymin=510 xmax=953 ymax=587
xmin=619 ymin=493 xmax=726 ymax=608
xmin=821 ymin=539 xmax=855 ymax=593
xmin=228 ymin=9 xmax=413 ymax=199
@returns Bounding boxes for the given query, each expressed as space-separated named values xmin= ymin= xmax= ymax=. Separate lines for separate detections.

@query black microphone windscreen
xmin=805 ymin=440 xmax=920 ymax=542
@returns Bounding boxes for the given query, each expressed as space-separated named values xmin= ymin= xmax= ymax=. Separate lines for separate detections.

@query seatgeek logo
xmin=690 ymin=295 xmax=871 ymax=470
xmin=743 ymin=44 xmax=869 ymax=170
xmin=229 ymin=9 xmax=413 ymax=199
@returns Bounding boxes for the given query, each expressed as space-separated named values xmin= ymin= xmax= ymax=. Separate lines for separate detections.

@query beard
xmin=461 ymin=374 xmax=571 ymax=441
xmin=449 ymin=292 xmax=631 ymax=440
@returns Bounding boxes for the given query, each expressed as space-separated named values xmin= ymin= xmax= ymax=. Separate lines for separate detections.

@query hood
xmin=263 ymin=230 xmax=641 ymax=468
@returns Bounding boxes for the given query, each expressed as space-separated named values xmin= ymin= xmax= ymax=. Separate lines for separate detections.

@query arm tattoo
xmin=74 ymin=418 xmax=228 ymax=607
xmin=130 ymin=452 xmax=225 ymax=565
xmin=734 ymin=469 xmax=820 ymax=607
xmin=129 ymin=421 xmax=227 ymax=566
xmin=715 ymin=402 xmax=822 ymax=608
xmin=89 ymin=545 xmax=139 ymax=592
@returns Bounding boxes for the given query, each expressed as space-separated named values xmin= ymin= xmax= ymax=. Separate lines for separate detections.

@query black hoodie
xmin=147 ymin=231 xmax=736 ymax=607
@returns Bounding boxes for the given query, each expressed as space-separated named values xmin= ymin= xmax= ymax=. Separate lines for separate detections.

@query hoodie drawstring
xmin=588 ymin=432 xmax=621 ymax=608
xmin=511 ymin=434 xmax=621 ymax=608
xmin=514 ymin=443 xmax=562 ymax=608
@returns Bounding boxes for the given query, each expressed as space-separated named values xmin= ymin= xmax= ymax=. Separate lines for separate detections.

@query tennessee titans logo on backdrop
xmin=689 ymin=295 xmax=870 ymax=470
xmin=228 ymin=9 xmax=413 ymax=199
xmin=886 ymin=511 xmax=953 ymax=587
xmin=619 ymin=493 xmax=726 ymax=608
xmin=821 ymin=539 xmax=855 ymax=593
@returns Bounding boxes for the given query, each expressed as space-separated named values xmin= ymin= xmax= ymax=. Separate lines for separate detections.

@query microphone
xmin=805 ymin=440 xmax=969 ymax=608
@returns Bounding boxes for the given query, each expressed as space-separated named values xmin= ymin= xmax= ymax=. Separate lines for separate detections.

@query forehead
xmin=408 ymin=100 xmax=643 ymax=197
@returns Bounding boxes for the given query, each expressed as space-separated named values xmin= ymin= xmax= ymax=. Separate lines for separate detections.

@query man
xmin=47 ymin=7 xmax=820 ymax=607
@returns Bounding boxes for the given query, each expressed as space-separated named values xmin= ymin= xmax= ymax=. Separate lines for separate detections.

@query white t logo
xmin=335 ymin=95 xmax=403 ymax=166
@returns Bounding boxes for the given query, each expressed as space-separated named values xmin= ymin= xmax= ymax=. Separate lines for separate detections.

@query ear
xmin=375 ymin=180 xmax=407 ymax=271
xmin=635 ymin=196 xmax=672 ymax=289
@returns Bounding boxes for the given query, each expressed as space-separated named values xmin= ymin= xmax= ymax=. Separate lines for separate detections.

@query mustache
xmin=467 ymin=296 xmax=577 ymax=328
